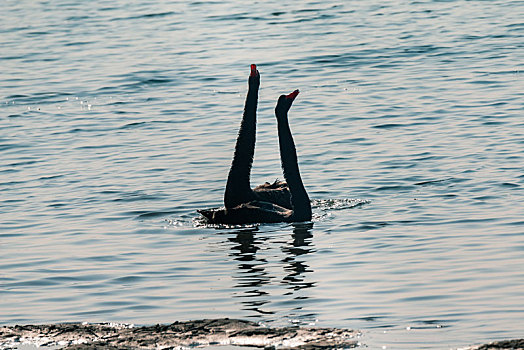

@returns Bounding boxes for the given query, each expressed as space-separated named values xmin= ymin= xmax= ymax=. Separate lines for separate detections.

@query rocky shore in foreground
xmin=0 ymin=318 xmax=522 ymax=349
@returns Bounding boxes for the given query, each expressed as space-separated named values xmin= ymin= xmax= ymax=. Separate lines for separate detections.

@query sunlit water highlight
xmin=1 ymin=0 xmax=523 ymax=349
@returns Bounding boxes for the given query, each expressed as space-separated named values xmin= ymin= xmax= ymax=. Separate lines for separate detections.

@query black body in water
xmin=198 ymin=65 xmax=311 ymax=224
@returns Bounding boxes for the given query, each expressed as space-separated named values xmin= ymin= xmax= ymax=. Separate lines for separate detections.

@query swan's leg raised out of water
xmin=224 ymin=64 xmax=259 ymax=208
xmin=275 ymin=90 xmax=312 ymax=222
xmin=199 ymin=68 xmax=311 ymax=224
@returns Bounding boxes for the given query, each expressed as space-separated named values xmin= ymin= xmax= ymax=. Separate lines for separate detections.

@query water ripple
xmin=1 ymin=0 xmax=523 ymax=349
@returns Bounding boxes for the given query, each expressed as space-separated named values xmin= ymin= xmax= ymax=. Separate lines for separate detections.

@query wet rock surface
xmin=468 ymin=339 xmax=524 ymax=350
xmin=0 ymin=318 xmax=359 ymax=349
xmin=1 ymin=319 xmax=522 ymax=349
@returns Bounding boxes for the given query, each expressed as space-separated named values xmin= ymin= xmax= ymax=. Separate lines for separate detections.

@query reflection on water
xmin=227 ymin=223 xmax=317 ymax=324
xmin=281 ymin=223 xmax=316 ymax=295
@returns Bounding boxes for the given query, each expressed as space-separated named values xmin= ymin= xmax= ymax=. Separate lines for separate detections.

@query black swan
xmin=198 ymin=65 xmax=311 ymax=224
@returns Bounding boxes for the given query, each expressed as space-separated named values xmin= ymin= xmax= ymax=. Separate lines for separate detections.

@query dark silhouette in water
xmin=199 ymin=65 xmax=311 ymax=224
xmin=223 ymin=64 xmax=292 ymax=210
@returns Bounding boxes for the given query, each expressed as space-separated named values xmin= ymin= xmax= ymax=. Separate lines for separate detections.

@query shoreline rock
xmin=0 ymin=318 xmax=522 ymax=349
xmin=0 ymin=318 xmax=359 ymax=349
xmin=463 ymin=339 xmax=524 ymax=350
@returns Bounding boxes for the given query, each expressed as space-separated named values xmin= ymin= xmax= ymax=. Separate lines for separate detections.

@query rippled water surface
xmin=1 ymin=0 xmax=523 ymax=349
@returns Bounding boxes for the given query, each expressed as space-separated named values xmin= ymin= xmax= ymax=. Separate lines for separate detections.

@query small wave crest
xmin=164 ymin=216 xmax=259 ymax=231
xmin=192 ymin=214 xmax=259 ymax=230
xmin=311 ymin=198 xmax=369 ymax=211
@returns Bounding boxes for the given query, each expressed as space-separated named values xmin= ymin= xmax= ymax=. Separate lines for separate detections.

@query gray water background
xmin=1 ymin=0 xmax=523 ymax=349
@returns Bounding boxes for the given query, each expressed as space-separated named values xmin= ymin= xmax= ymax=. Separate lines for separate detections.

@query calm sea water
xmin=1 ymin=0 xmax=523 ymax=349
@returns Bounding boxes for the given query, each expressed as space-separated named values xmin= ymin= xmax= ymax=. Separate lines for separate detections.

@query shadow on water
xmin=225 ymin=223 xmax=317 ymax=324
